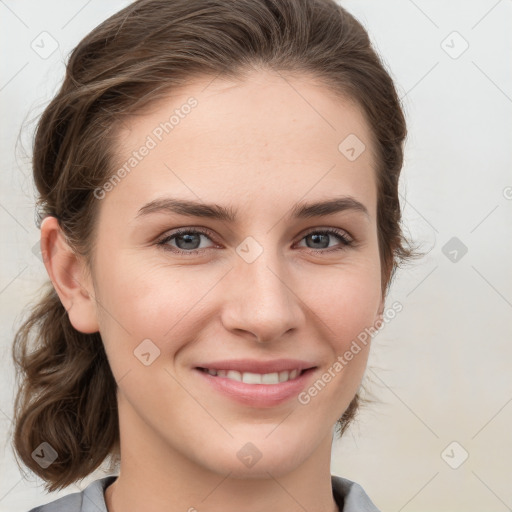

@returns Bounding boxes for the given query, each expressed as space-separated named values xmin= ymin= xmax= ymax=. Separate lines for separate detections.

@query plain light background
xmin=1 ymin=1 xmax=511 ymax=511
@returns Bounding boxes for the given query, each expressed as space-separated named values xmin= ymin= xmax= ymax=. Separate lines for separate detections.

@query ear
xmin=40 ymin=216 xmax=99 ymax=334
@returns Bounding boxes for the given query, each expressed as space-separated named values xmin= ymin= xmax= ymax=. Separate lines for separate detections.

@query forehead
xmin=105 ymin=69 xmax=378 ymax=220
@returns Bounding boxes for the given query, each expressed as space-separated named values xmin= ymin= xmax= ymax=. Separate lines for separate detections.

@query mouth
xmin=192 ymin=358 xmax=318 ymax=407
xmin=193 ymin=365 xmax=317 ymax=407
xmin=195 ymin=367 xmax=311 ymax=385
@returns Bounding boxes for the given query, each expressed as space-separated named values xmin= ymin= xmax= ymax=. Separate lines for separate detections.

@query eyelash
xmin=156 ymin=227 xmax=354 ymax=256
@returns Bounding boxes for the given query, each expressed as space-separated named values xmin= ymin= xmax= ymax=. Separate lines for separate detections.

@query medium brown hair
xmin=12 ymin=0 xmax=420 ymax=492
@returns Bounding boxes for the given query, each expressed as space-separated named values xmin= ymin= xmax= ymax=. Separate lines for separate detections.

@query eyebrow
xmin=135 ymin=196 xmax=370 ymax=222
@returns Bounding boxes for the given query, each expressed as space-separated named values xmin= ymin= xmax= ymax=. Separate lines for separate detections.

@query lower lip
xmin=194 ymin=368 xmax=316 ymax=407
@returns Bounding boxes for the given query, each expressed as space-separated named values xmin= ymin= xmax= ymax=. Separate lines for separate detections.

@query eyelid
xmin=156 ymin=226 xmax=217 ymax=248
xmin=156 ymin=225 xmax=355 ymax=254
xmin=298 ymin=226 xmax=353 ymax=242
xmin=293 ymin=227 xmax=355 ymax=253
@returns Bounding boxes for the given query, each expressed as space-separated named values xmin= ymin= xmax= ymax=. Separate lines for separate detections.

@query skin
xmin=41 ymin=68 xmax=385 ymax=512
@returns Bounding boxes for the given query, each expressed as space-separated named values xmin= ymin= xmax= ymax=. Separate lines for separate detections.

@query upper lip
xmin=195 ymin=358 xmax=317 ymax=374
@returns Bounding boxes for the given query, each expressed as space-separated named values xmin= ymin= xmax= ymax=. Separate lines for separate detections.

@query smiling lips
xmin=195 ymin=358 xmax=316 ymax=381
xmin=198 ymin=367 xmax=303 ymax=384
xmin=194 ymin=358 xmax=317 ymax=406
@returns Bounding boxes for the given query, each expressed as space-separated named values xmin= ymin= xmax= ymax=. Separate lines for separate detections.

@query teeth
xmin=203 ymin=368 xmax=302 ymax=384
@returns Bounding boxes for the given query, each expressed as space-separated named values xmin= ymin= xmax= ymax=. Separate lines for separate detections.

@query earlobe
xmin=40 ymin=216 xmax=100 ymax=334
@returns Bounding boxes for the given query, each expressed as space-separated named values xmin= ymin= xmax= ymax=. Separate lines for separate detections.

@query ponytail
xmin=11 ymin=282 xmax=119 ymax=492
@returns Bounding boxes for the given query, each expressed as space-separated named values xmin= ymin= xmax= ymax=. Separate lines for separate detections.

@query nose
xmin=220 ymin=250 xmax=305 ymax=343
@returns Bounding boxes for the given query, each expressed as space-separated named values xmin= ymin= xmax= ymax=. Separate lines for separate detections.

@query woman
xmin=12 ymin=0 xmax=419 ymax=511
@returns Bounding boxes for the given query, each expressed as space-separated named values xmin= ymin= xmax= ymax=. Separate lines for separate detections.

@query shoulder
xmin=331 ymin=474 xmax=381 ymax=512
xmin=26 ymin=475 xmax=118 ymax=512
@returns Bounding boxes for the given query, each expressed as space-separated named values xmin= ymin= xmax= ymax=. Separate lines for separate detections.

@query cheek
xmin=302 ymin=261 xmax=382 ymax=345
xmin=94 ymin=257 xmax=218 ymax=359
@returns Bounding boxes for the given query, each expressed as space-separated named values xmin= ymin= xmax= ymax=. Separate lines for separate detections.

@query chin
xmin=193 ymin=430 xmax=313 ymax=479
xmin=205 ymin=452 xmax=306 ymax=480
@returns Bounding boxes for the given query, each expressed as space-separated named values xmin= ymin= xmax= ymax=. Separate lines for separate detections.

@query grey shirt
xmin=28 ymin=474 xmax=381 ymax=512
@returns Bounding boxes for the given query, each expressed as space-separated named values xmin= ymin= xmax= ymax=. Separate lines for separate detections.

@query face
xmin=81 ymin=69 xmax=384 ymax=478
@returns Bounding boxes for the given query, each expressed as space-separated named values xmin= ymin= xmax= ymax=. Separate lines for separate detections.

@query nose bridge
xmin=222 ymin=239 xmax=303 ymax=342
